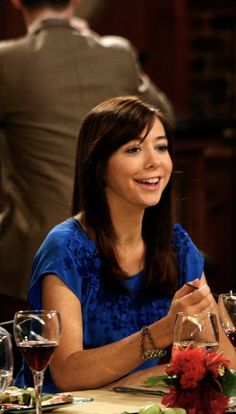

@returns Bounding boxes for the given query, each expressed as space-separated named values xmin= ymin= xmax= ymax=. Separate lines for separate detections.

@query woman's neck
xmin=75 ymin=207 xmax=146 ymax=276
xmin=111 ymin=208 xmax=145 ymax=276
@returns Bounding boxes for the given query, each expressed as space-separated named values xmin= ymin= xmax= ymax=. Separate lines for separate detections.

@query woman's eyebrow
xmin=155 ymin=135 xmax=167 ymax=140
xmin=131 ymin=134 xmax=167 ymax=143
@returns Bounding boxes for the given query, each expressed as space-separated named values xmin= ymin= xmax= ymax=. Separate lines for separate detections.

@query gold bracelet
xmin=140 ymin=326 xmax=167 ymax=361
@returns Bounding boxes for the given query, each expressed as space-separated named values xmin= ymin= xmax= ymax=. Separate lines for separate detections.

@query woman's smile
xmin=134 ymin=176 xmax=161 ymax=189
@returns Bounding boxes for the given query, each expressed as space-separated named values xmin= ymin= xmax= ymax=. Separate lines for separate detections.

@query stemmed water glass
xmin=218 ymin=292 xmax=236 ymax=349
xmin=13 ymin=310 xmax=61 ymax=414
xmin=173 ymin=311 xmax=219 ymax=352
xmin=0 ymin=327 xmax=13 ymax=394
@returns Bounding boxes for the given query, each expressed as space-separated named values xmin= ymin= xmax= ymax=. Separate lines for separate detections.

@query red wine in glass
xmin=18 ymin=340 xmax=58 ymax=372
xmin=14 ymin=310 xmax=61 ymax=414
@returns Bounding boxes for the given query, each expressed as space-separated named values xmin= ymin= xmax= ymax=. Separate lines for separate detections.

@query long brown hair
xmin=73 ymin=96 xmax=178 ymax=297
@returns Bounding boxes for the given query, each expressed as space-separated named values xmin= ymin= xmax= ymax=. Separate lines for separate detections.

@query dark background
xmin=0 ymin=0 xmax=235 ymax=298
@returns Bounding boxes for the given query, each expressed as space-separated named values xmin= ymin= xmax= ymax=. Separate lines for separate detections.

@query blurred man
xmin=0 ymin=0 xmax=173 ymax=303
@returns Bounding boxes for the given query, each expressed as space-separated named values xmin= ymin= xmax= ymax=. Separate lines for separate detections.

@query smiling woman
xmin=14 ymin=96 xmax=236 ymax=393
xmin=105 ymin=117 xmax=173 ymax=211
xmin=73 ymin=96 xmax=176 ymax=286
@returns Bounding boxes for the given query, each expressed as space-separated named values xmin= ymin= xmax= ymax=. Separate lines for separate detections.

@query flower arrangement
xmin=147 ymin=343 xmax=236 ymax=414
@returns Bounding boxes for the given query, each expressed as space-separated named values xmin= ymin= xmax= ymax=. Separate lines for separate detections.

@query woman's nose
xmin=144 ymin=150 xmax=161 ymax=169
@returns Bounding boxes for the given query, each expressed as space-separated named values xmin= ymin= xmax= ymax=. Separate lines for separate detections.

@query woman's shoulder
xmin=41 ymin=218 xmax=94 ymax=251
xmin=46 ymin=218 xmax=82 ymax=239
xmin=30 ymin=218 xmax=99 ymax=307
xmin=33 ymin=218 xmax=98 ymax=270
xmin=172 ymin=223 xmax=194 ymax=250
xmin=172 ymin=223 xmax=203 ymax=265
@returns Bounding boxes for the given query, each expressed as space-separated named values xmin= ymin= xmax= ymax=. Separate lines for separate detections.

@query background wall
xmin=0 ymin=0 xmax=235 ymax=294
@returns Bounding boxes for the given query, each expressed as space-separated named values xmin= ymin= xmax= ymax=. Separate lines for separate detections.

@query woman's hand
xmin=165 ymin=274 xmax=214 ymax=337
xmin=171 ymin=279 xmax=212 ymax=314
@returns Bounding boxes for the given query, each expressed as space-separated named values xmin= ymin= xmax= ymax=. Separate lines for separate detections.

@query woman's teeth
xmin=137 ymin=178 xmax=160 ymax=184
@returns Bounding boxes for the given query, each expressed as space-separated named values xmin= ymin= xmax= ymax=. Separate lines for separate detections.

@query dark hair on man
xmin=21 ymin=0 xmax=70 ymax=11
xmin=73 ymin=96 xmax=178 ymax=297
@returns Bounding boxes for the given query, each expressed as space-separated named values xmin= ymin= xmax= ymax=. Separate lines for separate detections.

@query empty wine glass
xmin=0 ymin=327 xmax=13 ymax=394
xmin=173 ymin=311 xmax=219 ymax=352
xmin=218 ymin=292 xmax=236 ymax=349
xmin=13 ymin=310 xmax=61 ymax=414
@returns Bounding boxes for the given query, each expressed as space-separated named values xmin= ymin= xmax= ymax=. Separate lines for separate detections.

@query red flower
xmin=166 ymin=345 xmax=206 ymax=389
xmin=161 ymin=343 xmax=230 ymax=414
xmin=162 ymin=383 xmax=229 ymax=414
xmin=206 ymin=351 xmax=230 ymax=378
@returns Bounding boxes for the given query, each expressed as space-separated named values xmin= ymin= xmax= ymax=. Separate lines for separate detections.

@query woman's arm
xmin=113 ymin=274 xmax=236 ymax=387
xmin=42 ymin=275 xmax=170 ymax=390
xmin=42 ymin=273 xmax=224 ymax=391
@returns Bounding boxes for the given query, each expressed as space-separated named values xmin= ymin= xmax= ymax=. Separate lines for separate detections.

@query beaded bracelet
xmin=140 ymin=326 xmax=167 ymax=361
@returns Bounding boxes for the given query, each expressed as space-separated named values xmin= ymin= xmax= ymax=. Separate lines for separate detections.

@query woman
xmin=15 ymin=96 xmax=236 ymax=392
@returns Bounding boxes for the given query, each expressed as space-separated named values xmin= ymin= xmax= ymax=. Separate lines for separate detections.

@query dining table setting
xmin=1 ymin=382 xmax=236 ymax=414
xmin=1 ymin=369 xmax=236 ymax=414
xmin=54 ymin=387 xmax=236 ymax=414
xmin=0 ymin=385 xmax=185 ymax=414
xmin=1 ymin=291 xmax=236 ymax=414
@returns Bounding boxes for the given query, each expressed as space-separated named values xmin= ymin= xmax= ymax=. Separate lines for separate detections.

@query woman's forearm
xmin=50 ymin=316 xmax=172 ymax=391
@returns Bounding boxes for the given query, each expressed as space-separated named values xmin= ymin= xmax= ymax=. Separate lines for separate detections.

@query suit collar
xmin=28 ymin=17 xmax=72 ymax=35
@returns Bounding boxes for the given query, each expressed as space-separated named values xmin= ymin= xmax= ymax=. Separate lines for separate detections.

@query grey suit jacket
xmin=0 ymin=18 xmax=173 ymax=300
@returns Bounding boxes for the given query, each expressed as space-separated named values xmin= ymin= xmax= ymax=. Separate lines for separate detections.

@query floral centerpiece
xmin=147 ymin=343 xmax=236 ymax=414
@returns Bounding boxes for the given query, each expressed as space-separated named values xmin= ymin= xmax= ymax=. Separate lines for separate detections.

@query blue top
xmin=14 ymin=218 xmax=204 ymax=392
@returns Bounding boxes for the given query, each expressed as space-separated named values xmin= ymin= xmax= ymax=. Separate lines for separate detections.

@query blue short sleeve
xmin=28 ymin=219 xmax=96 ymax=309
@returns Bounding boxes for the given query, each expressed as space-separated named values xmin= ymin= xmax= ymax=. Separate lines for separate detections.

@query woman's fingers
xmin=171 ymin=284 xmax=213 ymax=315
xmin=173 ymin=278 xmax=201 ymax=299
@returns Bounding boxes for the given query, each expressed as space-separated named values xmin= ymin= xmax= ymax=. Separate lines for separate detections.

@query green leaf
xmin=221 ymin=369 xmax=236 ymax=397
xmin=146 ymin=375 xmax=169 ymax=386
xmin=147 ymin=375 xmax=177 ymax=388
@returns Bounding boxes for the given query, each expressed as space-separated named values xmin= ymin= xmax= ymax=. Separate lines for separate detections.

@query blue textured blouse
xmin=14 ymin=218 xmax=204 ymax=392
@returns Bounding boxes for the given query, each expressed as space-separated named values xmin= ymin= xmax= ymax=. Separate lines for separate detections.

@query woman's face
xmin=104 ymin=117 xmax=173 ymax=212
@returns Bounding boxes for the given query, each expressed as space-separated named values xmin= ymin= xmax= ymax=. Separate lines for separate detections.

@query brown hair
xmin=73 ymin=96 xmax=178 ymax=297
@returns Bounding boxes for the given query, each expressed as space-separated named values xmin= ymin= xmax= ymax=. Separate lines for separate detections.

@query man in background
xmin=0 ymin=0 xmax=173 ymax=306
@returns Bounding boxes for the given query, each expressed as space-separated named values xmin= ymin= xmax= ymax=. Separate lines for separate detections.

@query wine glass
xmin=0 ymin=327 xmax=13 ymax=394
xmin=218 ymin=292 xmax=236 ymax=348
xmin=13 ymin=310 xmax=61 ymax=414
xmin=173 ymin=311 xmax=219 ymax=352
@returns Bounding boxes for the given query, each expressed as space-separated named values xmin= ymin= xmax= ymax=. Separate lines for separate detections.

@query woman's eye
xmin=127 ymin=146 xmax=141 ymax=154
xmin=156 ymin=144 xmax=168 ymax=152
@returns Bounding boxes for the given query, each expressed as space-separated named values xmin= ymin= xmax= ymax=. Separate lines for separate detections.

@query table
xmin=55 ymin=388 xmax=162 ymax=414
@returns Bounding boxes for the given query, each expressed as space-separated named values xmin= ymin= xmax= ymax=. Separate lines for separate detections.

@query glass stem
xmin=33 ymin=370 xmax=44 ymax=414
